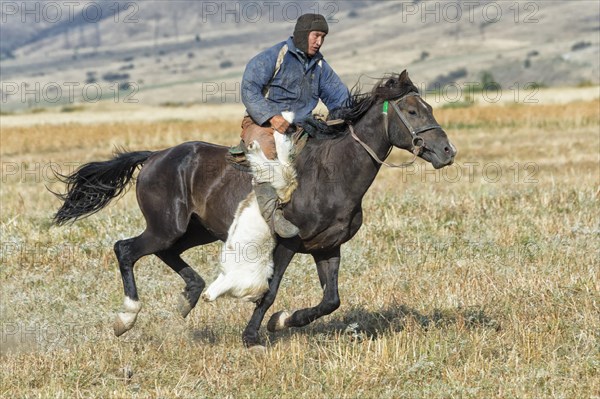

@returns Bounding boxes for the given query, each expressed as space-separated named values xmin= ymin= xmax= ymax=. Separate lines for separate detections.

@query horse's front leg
xmin=267 ymin=246 xmax=341 ymax=332
xmin=242 ymin=238 xmax=299 ymax=348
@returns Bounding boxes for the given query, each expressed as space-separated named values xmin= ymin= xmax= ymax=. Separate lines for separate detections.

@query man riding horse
xmin=52 ymin=12 xmax=458 ymax=345
xmin=240 ymin=13 xmax=350 ymax=238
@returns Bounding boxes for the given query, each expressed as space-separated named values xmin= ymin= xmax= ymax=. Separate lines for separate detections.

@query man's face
xmin=307 ymin=31 xmax=326 ymax=56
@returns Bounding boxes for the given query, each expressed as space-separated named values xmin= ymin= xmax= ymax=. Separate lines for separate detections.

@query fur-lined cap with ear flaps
xmin=293 ymin=14 xmax=329 ymax=55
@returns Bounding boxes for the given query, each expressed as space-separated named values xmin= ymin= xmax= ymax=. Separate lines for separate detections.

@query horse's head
xmin=381 ymin=71 xmax=457 ymax=169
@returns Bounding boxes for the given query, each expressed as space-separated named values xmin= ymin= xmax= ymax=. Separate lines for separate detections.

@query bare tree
xmin=78 ymin=25 xmax=86 ymax=48
xmin=152 ymin=13 xmax=163 ymax=53
xmin=451 ymin=23 xmax=461 ymax=42
xmin=64 ymin=28 xmax=71 ymax=49
xmin=479 ymin=21 xmax=492 ymax=41
xmin=94 ymin=22 xmax=101 ymax=49
xmin=172 ymin=10 xmax=179 ymax=42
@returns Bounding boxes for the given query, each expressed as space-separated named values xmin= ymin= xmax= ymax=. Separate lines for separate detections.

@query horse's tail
xmin=51 ymin=150 xmax=153 ymax=225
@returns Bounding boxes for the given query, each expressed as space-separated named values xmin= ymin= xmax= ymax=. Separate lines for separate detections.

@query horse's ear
xmin=384 ymin=77 xmax=397 ymax=88
xmin=399 ymin=70 xmax=409 ymax=81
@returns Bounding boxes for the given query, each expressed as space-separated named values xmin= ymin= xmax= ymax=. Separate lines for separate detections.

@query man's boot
xmin=254 ymin=181 xmax=299 ymax=238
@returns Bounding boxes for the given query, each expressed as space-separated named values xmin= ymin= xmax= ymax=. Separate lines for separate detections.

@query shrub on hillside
xmin=427 ymin=68 xmax=468 ymax=90
xmin=103 ymin=72 xmax=130 ymax=81
xmin=220 ymin=60 xmax=233 ymax=69
xmin=571 ymin=41 xmax=591 ymax=51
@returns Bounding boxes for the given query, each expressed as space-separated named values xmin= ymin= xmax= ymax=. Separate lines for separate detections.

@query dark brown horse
xmin=53 ymin=71 xmax=456 ymax=348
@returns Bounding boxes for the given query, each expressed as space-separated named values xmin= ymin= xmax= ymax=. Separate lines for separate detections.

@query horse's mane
xmin=302 ymin=71 xmax=419 ymax=139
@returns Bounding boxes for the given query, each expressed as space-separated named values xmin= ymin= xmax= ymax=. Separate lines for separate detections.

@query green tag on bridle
xmin=382 ymin=100 xmax=389 ymax=114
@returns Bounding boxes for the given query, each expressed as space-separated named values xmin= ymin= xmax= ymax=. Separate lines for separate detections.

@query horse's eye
xmin=408 ymin=110 xmax=417 ymax=116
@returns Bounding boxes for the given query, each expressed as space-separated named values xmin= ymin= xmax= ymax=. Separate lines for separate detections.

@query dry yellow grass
xmin=1 ymin=100 xmax=599 ymax=398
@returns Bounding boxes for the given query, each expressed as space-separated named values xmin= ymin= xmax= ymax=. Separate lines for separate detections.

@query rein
xmin=346 ymin=92 xmax=441 ymax=169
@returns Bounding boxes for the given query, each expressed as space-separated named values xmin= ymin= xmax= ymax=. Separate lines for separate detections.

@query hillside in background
xmin=1 ymin=0 xmax=598 ymax=111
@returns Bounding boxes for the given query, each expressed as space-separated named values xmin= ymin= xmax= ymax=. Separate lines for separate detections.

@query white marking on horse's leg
xmin=268 ymin=310 xmax=291 ymax=332
xmin=114 ymin=297 xmax=141 ymax=337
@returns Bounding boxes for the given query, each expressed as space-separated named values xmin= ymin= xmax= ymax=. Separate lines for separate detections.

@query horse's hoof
xmin=248 ymin=345 xmax=267 ymax=356
xmin=113 ymin=298 xmax=141 ymax=336
xmin=267 ymin=310 xmax=290 ymax=333
xmin=114 ymin=318 xmax=127 ymax=337
xmin=114 ymin=313 xmax=136 ymax=337
xmin=177 ymin=293 xmax=193 ymax=318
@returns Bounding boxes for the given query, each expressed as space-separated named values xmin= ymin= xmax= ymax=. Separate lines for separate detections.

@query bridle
xmin=348 ymin=92 xmax=442 ymax=168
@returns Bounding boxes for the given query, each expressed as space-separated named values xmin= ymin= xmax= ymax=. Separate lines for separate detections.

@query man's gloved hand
xmin=269 ymin=115 xmax=290 ymax=133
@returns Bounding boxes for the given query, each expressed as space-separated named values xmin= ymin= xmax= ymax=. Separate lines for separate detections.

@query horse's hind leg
xmin=112 ymin=148 xmax=211 ymax=336
xmin=156 ymin=249 xmax=205 ymax=319
xmin=156 ymin=221 xmax=216 ymax=318
xmin=113 ymin=229 xmax=178 ymax=336
xmin=267 ymin=247 xmax=341 ymax=332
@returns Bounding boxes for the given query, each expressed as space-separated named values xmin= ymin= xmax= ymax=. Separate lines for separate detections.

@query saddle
xmin=226 ymin=127 xmax=309 ymax=172
xmin=225 ymin=117 xmax=346 ymax=172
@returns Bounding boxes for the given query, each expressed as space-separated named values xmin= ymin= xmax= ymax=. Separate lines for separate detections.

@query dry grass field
xmin=1 ymin=99 xmax=599 ymax=398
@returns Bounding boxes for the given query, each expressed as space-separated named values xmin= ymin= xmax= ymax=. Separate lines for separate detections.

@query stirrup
xmin=226 ymin=140 xmax=251 ymax=171
xmin=228 ymin=140 xmax=247 ymax=155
